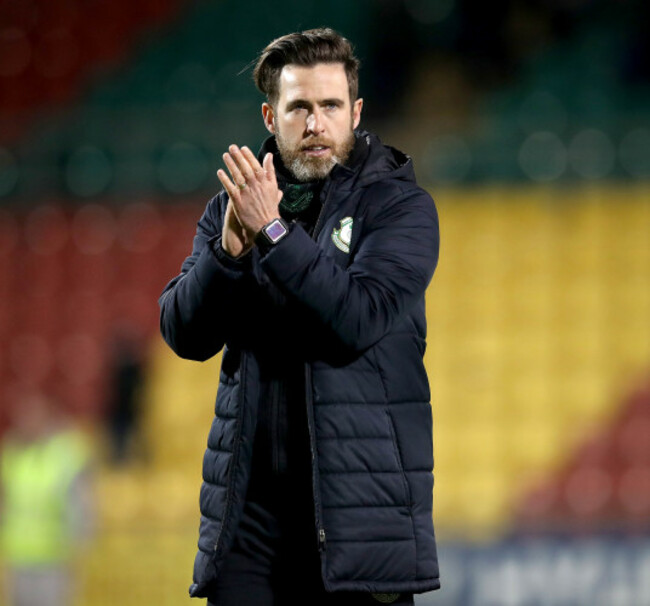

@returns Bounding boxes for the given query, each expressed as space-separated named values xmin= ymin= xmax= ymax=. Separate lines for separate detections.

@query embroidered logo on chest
xmin=331 ymin=217 xmax=353 ymax=253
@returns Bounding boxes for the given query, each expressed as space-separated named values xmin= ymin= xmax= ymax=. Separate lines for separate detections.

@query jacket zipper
xmin=271 ymin=379 xmax=280 ymax=474
xmin=307 ymin=183 xmax=334 ymax=554
xmin=305 ymin=363 xmax=326 ymax=552
xmin=213 ymin=352 xmax=247 ymax=553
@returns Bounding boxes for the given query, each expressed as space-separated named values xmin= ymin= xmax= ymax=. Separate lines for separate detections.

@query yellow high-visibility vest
xmin=1 ymin=429 xmax=90 ymax=565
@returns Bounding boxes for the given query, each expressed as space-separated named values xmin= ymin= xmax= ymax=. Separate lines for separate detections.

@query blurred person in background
xmin=160 ymin=28 xmax=440 ymax=606
xmin=0 ymin=389 xmax=94 ymax=606
xmin=105 ymin=322 xmax=147 ymax=466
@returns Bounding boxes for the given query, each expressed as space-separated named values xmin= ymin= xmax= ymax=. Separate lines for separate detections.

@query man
xmin=159 ymin=28 xmax=440 ymax=605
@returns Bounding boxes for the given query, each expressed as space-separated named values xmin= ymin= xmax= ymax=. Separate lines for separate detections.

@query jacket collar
xmin=258 ymin=129 xmax=416 ymax=191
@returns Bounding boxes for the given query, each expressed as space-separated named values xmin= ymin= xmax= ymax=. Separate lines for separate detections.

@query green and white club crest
xmin=331 ymin=217 xmax=353 ymax=253
xmin=371 ymin=593 xmax=401 ymax=604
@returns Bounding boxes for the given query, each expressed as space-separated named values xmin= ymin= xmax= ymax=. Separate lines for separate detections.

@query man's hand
xmin=217 ymin=145 xmax=283 ymax=244
xmin=221 ymin=199 xmax=251 ymax=258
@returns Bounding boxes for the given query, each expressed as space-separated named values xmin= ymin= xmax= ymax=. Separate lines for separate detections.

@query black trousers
xmin=205 ymin=483 xmax=414 ymax=606
xmin=206 ymin=549 xmax=414 ymax=605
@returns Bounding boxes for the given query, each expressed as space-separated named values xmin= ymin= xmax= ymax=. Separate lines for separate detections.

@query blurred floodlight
xmin=404 ymin=0 xmax=455 ymax=24
xmin=568 ymin=129 xmax=615 ymax=179
xmin=518 ymin=131 xmax=567 ymax=181
xmin=619 ymin=128 xmax=650 ymax=178
xmin=157 ymin=142 xmax=209 ymax=194
xmin=423 ymin=135 xmax=472 ymax=184
xmin=65 ymin=145 xmax=113 ymax=197
xmin=518 ymin=90 xmax=568 ymax=135
xmin=0 ymin=147 xmax=19 ymax=196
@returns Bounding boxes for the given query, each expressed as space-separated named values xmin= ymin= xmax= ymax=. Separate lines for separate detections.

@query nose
xmin=306 ymin=108 xmax=325 ymax=135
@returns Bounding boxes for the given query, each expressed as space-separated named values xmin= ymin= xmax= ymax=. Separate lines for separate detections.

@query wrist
xmin=211 ymin=237 xmax=252 ymax=269
xmin=221 ymin=242 xmax=251 ymax=259
xmin=220 ymin=232 xmax=251 ymax=258
xmin=255 ymin=217 xmax=290 ymax=254
xmin=252 ymin=213 xmax=281 ymax=238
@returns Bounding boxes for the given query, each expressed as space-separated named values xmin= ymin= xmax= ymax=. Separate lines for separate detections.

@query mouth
xmin=301 ymin=144 xmax=331 ymax=157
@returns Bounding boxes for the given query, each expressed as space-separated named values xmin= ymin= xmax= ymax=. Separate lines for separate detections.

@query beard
xmin=275 ymin=124 xmax=356 ymax=182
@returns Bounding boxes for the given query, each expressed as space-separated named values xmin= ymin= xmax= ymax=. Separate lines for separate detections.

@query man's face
xmin=262 ymin=63 xmax=363 ymax=182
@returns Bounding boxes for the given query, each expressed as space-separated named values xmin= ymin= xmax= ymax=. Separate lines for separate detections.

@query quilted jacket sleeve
xmin=159 ymin=194 xmax=254 ymax=361
xmin=259 ymin=186 xmax=439 ymax=352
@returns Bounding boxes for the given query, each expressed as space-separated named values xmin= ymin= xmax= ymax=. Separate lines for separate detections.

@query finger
xmin=263 ymin=154 xmax=283 ymax=204
xmin=263 ymin=152 xmax=277 ymax=183
xmin=226 ymin=198 xmax=246 ymax=230
xmin=223 ymin=153 xmax=247 ymax=189
xmin=217 ymin=168 xmax=240 ymax=201
xmin=229 ymin=145 xmax=255 ymax=182
xmin=240 ymin=146 xmax=264 ymax=177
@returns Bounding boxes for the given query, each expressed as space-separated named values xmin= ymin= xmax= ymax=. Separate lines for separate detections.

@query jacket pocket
xmin=385 ymin=409 xmax=413 ymax=508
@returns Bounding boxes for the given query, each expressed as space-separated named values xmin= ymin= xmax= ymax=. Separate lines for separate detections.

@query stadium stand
xmin=0 ymin=1 xmax=648 ymax=604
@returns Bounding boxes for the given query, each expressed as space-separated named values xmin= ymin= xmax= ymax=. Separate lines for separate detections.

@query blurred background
xmin=0 ymin=0 xmax=648 ymax=604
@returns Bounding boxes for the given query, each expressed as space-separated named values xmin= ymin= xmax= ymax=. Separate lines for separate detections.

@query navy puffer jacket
xmin=159 ymin=131 xmax=440 ymax=598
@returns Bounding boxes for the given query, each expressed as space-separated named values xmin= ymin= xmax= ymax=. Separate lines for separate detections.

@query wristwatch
xmin=257 ymin=217 xmax=289 ymax=247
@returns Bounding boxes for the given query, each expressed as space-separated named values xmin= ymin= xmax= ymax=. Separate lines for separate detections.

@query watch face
xmin=265 ymin=219 xmax=287 ymax=243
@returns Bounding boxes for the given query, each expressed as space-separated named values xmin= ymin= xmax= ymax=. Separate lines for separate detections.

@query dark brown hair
xmin=253 ymin=28 xmax=360 ymax=106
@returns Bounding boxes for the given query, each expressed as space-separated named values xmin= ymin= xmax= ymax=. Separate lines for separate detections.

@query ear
xmin=352 ymin=98 xmax=363 ymax=129
xmin=262 ymin=103 xmax=275 ymax=134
